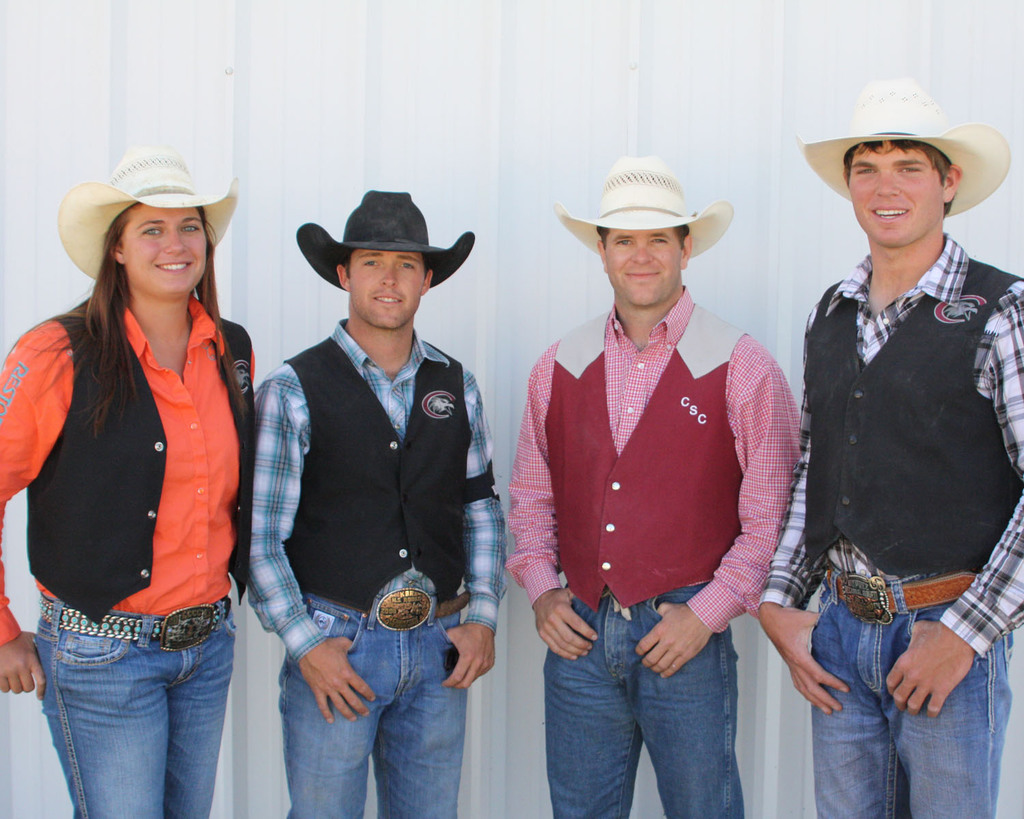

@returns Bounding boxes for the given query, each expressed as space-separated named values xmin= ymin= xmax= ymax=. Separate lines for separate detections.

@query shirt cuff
xmin=277 ymin=610 xmax=327 ymax=662
xmin=464 ymin=595 xmax=499 ymax=634
xmin=519 ymin=564 xmax=563 ymax=605
xmin=686 ymin=584 xmax=744 ymax=633
xmin=0 ymin=606 xmax=22 ymax=647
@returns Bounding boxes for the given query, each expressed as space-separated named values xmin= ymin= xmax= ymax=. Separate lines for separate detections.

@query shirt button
xmin=601 ymin=562 xmax=612 ymax=571
xmin=389 ymin=441 xmax=399 ymax=451
xmin=636 ymin=362 xmax=645 ymax=369
xmin=611 ymin=482 xmax=621 ymax=490
xmin=140 ymin=569 xmax=150 ymax=579
xmin=625 ymin=407 xmax=634 ymax=414
xmin=147 ymin=510 xmax=157 ymax=520
xmin=197 ymin=487 xmax=205 ymax=496
xmin=399 ymin=549 xmax=409 ymax=558
xmin=190 ymin=422 xmax=198 ymax=430
xmin=154 ymin=441 xmax=165 ymax=452
xmin=605 ymin=523 xmax=615 ymax=532
xmin=196 ymin=553 xmax=204 ymax=560
xmin=882 ymin=316 xmax=890 ymax=326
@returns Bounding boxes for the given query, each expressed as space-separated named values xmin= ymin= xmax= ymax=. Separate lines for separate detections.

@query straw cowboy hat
xmin=297 ymin=191 xmax=475 ymax=289
xmin=799 ymin=77 xmax=1010 ymax=216
xmin=555 ymin=155 xmax=733 ymax=257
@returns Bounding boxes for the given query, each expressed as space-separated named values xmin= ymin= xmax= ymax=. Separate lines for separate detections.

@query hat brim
xmin=798 ymin=123 xmax=1010 ymax=216
xmin=554 ymin=200 xmax=734 ymax=258
xmin=58 ymin=179 xmax=239 ymax=278
xmin=296 ymin=223 xmax=475 ymax=288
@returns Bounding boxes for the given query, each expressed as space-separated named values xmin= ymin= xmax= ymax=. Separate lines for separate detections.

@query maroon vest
xmin=545 ymin=310 xmax=744 ymax=609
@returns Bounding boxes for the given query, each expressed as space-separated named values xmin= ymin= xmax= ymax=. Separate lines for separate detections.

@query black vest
xmin=26 ymin=318 xmax=254 ymax=623
xmin=285 ymin=338 xmax=482 ymax=611
xmin=804 ymin=260 xmax=1022 ymax=574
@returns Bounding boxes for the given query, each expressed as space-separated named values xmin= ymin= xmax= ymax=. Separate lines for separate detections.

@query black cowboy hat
xmin=297 ymin=191 xmax=475 ymax=288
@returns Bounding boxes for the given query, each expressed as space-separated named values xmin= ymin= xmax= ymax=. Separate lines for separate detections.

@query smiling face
xmin=113 ymin=204 xmax=208 ymax=308
xmin=337 ymin=249 xmax=432 ymax=337
xmin=846 ymin=144 xmax=961 ymax=258
xmin=597 ymin=228 xmax=692 ymax=323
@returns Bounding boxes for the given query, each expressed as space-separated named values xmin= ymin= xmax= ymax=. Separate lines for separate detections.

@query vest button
xmin=853 ymin=389 xmax=864 ymax=399
xmin=147 ymin=510 xmax=157 ymax=520
xmin=611 ymin=482 xmax=621 ymax=491
xmin=154 ymin=441 xmax=165 ymax=452
xmin=605 ymin=523 xmax=615 ymax=532
xmin=601 ymin=562 xmax=612 ymax=571
xmin=848 ymin=434 xmax=857 ymax=445
xmin=389 ymin=441 xmax=399 ymax=451
xmin=140 ymin=569 xmax=150 ymax=578
xmin=841 ymin=496 xmax=851 ymax=506
xmin=399 ymin=549 xmax=408 ymax=558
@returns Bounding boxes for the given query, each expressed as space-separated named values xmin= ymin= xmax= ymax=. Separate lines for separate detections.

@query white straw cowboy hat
xmin=799 ymin=78 xmax=1010 ymax=216
xmin=58 ymin=145 xmax=239 ymax=278
xmin=555 ymin=155 xmax=733 ymax=257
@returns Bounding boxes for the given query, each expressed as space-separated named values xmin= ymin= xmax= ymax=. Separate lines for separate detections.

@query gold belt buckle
xmin=160 ymin=604 xmax=217 ymax=651
xmin=842 ymin=574 xmax=894 ymax=625
xmin=376 ymin=589 xmax=432 ymax=631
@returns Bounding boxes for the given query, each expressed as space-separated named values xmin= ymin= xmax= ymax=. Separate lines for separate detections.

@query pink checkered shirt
xmin=507 ymin=291 xmax=799 ymax=631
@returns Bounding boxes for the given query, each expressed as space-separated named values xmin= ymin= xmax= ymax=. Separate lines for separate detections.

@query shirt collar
xmin=124 ymin=296 xmax=217 ymax=360
xmin=332 ymin=320 xmax=449 ymax=376
xmin=608 ymin=289 xmax=693 ymax=349
xmin=826 ymin=234 xmax=968 ymax=316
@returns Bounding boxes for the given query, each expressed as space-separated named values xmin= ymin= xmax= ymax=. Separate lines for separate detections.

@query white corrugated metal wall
xmin=2 ymin=1 xmax=1023 ymax=816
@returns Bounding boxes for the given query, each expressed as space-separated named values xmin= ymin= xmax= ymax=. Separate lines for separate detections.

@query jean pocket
xmin=222 ymin=609 xmax=238 ymax=638
xmin=57 ymin=631 xmax=131 ymax=666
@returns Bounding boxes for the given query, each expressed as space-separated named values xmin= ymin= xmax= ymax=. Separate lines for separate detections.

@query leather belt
xmin=40 ymin=596 xmax=230 ymax=651
xmin=832 ymin=570 xmax=975 ymax=625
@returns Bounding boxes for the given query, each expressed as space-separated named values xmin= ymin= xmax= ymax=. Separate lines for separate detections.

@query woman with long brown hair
xmin=0 ymin=145 xmax=253 ymax=818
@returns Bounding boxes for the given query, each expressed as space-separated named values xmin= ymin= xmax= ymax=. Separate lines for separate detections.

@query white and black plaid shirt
xmin=763 ymin=236 xmax=1024 ymax=654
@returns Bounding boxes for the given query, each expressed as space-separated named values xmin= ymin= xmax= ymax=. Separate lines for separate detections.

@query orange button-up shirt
xmin=0 ymin=298 xmax=244 ymax=645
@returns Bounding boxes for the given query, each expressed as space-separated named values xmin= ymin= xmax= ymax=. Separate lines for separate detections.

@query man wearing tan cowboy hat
xmin=760 ymin=77 xmax=1021 ymax=816
xmin=248 ymin=191 xmax=506 ymax=817
xmin=507 ymin=156 xmax=799 ymax=817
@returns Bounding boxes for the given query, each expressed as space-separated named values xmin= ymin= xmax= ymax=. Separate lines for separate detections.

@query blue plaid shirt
xmin=249 ymin=321 xmax=506 ymax=660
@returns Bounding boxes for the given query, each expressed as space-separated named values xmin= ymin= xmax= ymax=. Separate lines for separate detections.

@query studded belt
xmin=40 ymin=596 xmax=230 ymax=651
xmin=831 ymin=570 xmax=975 ymax=625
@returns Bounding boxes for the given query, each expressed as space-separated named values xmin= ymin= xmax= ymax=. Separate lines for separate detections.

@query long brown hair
xmin=57 ymin=203 xmax=247 ymax=433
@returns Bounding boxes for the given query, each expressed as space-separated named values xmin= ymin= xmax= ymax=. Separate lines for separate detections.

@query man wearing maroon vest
xmin=507 ymin=156 xmax=799 ymax=818
xmin=760 ymin=78 xmax=1022 ymax=817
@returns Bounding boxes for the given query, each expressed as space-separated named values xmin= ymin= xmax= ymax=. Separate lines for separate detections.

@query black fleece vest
xmin=27 ymin=318 xmax=254 ymax=623
xmin=285 ymin=338 xmax=479 ymax=611
xmin=804 ymin=260 xmax=1021 ymax=574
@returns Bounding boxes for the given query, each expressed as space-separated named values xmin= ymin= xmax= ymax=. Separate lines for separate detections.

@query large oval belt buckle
xmin=160 ymin=604 xmax=216 ymax=651
xmin=376 ymin=588 xmax=432 ymax=631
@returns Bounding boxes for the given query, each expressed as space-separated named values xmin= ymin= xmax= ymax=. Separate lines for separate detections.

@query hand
xmin=635 ymin=602 xmax=712 ymax=678
xmin=886 ymin=620 xmax=975 ymax=717
xmin=532 ymin=588 xmax=597 ymax=660
xmin=759 ymin=602 xmax=849 ymax=714
xmin=297 ymin=636 xmax=376 ymax=723
xmin=442 ymin=622 xmax=495 ymax=689
xmin=0 ymin=632 xmax=46 ymax=699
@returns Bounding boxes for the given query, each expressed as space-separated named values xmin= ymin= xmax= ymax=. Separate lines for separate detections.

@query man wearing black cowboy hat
xmin=249 ymin=191 xmax=506 ymax=817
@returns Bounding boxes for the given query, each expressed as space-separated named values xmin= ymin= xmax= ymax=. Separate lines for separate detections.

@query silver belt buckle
xmin=376 ymin=589 xmax=431 ymax=631
xmin=842 ymin=574 xmax=893 ymax=625
xmin=160 ymin=604 xmax=217 ymax=651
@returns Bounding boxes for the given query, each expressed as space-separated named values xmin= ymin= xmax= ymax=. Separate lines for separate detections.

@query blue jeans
xmin=34 ymin=598 xmax=236 ymax=819
xmin=280 ymin=592 xmax=467 ymax=819
xmin=543 ymin=585 xmax=743 ymax=819
xmin=811 ymin=578 xmax=1012 ymax=818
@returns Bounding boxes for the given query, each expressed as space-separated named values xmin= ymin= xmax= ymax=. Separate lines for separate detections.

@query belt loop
xmin=137 ymin=614 xmax=154 ymax=648
xmin=888 ymin=578 xmax=908 ymax=614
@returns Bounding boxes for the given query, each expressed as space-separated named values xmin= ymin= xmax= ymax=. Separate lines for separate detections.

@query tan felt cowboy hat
xmin=555 ymin=155 xmax=733 ymax=257
xmin=799 ymin=77 xmax=1010 ymax=216
xmin=58 ymin=145 xmax=239 ymax=278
